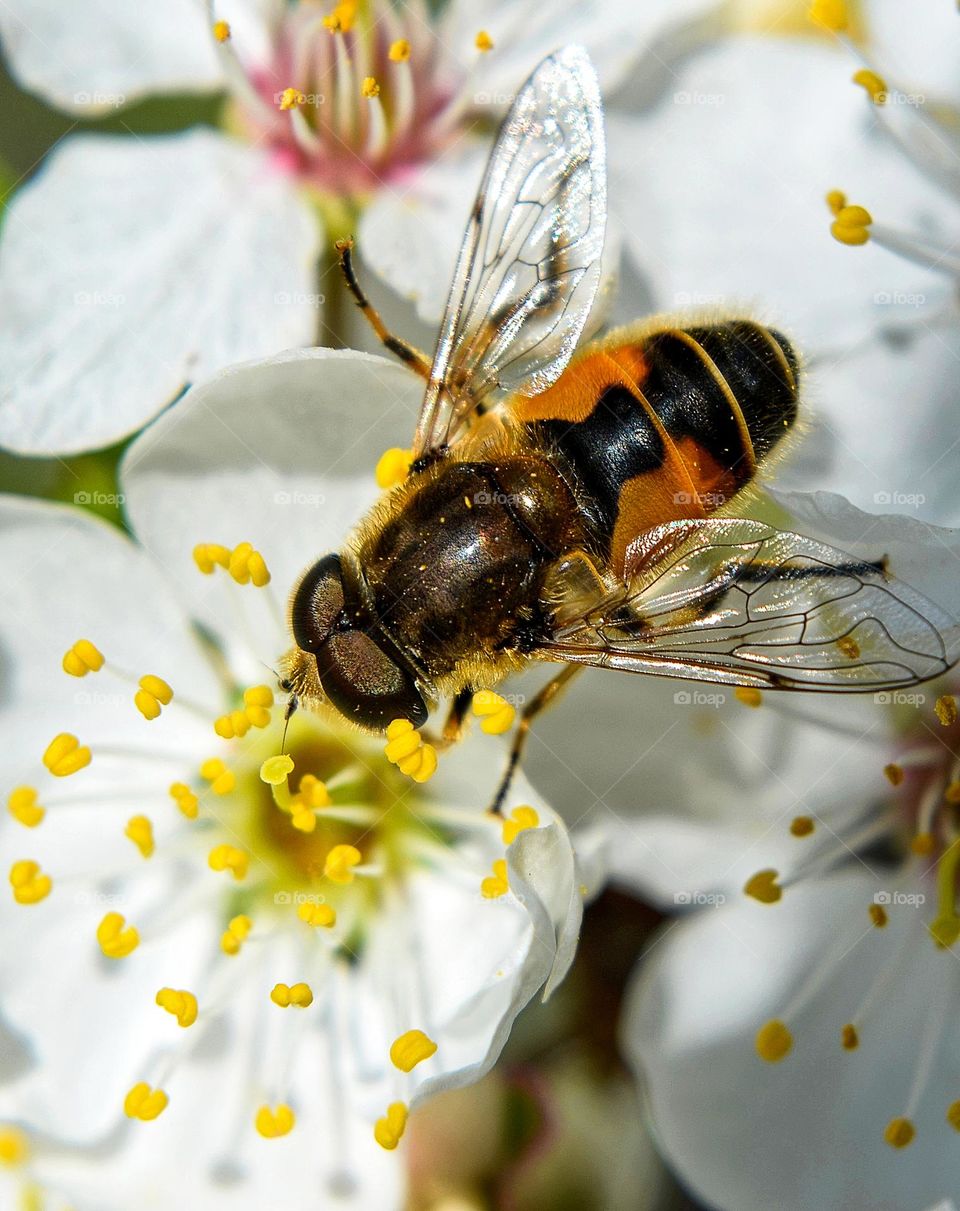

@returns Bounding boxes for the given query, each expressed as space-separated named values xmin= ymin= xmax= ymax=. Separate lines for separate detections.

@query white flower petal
xmin=610 ymin=38 xmax=952 ymax=351
xmin=0 ymin=130 xmax=322 ymax=455
xmin=867 ymin=0 xmax=960 ymax=104
xmin=623 ymin=873 xmax=960 ymax=1210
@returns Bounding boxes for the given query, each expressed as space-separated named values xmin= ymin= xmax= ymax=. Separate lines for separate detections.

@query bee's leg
xmin=335 ymin=238 xmax=432 ymax=380
xmin=489 ymin=665 xmax=582 ymax=816
xmin=441 ymin=688 xmax=475 ymax=747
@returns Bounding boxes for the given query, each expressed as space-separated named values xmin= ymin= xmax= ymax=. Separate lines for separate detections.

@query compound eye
xmin=291 ymin=554 xmax=345 ymax=654
xmin=318 ymin=631 xmax=427 ymax=731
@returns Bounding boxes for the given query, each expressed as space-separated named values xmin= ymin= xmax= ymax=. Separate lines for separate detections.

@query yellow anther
xmin=124 ymin=1083 xmax=168 ymax=1122
xmin=200 ymin=757 xmax=235 ymax=795
xmin=169 ymin=781 xmax=199 ymax=819
xmin=755 ymin=1019 xmax=793 ymax=1062
xmin=9 ymin=860 xmax=52 ymax=905
xmin=836 ymin=635 xmax=860 ymax=660
xmin=0 ymin=1126 xmax=28 ymax=1167
xmin=831 ymin=204 xmax=873 ymax=246
xmin=929 ymin=837 xmax=960 ymax=948
xmin=883 ymin=1116 xmax=915 ymax=1148
xmin=375 ymin=448 xmax=413 ymax=490
xmin=125 ymin=815 xmax=155 ymax=859
xmin=261 ymin=755 xmax=294 ymax=786
xmin=374 ymin=1102 xmax=408 ymax=1150
xmin=221 ymin=913 xmax=252 ymax=955
xmin=790 ymin=816 xmax=815 ymax=838
xmin=384 ymin=723 xmax=420 ymax=762
xmin=361 ymin=76 xmax=380 ymax=99
xmin=912 ymin=832 xmax=935 ymax=856
xmin=156 ymin=987 xmax=198 ymax=1027
xmin=298 ymin=901 xmax=336 ymax=928
xmin=291 ymin=807 xmax=317 ymax=833
xmin=43 ymin=732 xmax=91 ymax=777
xmin=208 ymin=844 xmax=249 ymax=881
xmin=297 ymin=774 xmax=331 ymax=809
xmin=825 ymin=189 xmax=847 ymax=216
xmin=243 ymin=685 xmax=274 ymax=728
xmin=884 ymin=763 xmax=904 ymax=787
xmin=7 ymin=787 xmax=44 ymax=828
xmin=97 ymin=911 xmax=139 ymax=958
xmin=270 ymin=982 xmax=314 ymax=1008
xmin=808 ymin=0 xmax=847 ymax=32
xmin=279 ymin=87 xmax=306 ymax=111
xmin=502 ymin=805 xmax=540 ymax=845
xmin=324 ymin=844 xmax=362 ymax=884
xmin=935 ymin=695 xmax=958 ymax=727
xmin=402 ymin=743 xmax=437 ymax=783
xmin=475 ymin=30 xmax=494 ymax=52
xmin=224 ymin=542 xmax=270 ymax=586
xmin=841 ymin=1023 xmax=859 ymax=1050
xmin=734 ymin=687 xmax=763 ymax=708
xmin=744 ymin=869 xmax=782 ymax=905
xmin=870 ymin=902 xmax=888 ymax=928
xmin=946 ymin=780 xmax=960 ymax=804
xmin=472 ymin=689 xmax=516 ymax=735
xmin=62 ymin=638 xmax=104 ymax=677
xmin=481 ymin=857 xmax=510 ymax=899
xmin=192 ymin=543 xmax=230 ymax=574
xmin=947 ymin=1101 xmax=960 ymax=1131
xmin=384 ymin=719 xmax=437 ymax=782
xmin=852 ymin=68 xmax=887 ymax=105
xmin=389 ymin=39 xmax=411 ymax=62
xmin=390 ymin=1029 xmax=437 ymax=1073
xmin=248 ymin=552 xmax=270 ymax=587
xmin=214 ymin=708 xmax=251 ymax=739
xmin=134 ymin=675 xmax=173 ymax=721
xmin=255 ymin=1104 xmax=295 ymax=1138
xmin=213 ymin=19 xmax=231 ymax=42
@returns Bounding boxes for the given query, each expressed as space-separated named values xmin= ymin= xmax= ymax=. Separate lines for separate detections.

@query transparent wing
xmin=538 ymin=519 xmax=960 ymax=691
xmin=413 ymin=44 xmax=606 ymax=460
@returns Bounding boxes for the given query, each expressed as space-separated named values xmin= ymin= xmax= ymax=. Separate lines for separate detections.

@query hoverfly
xmin=284 ymin=46 xmax=960 ymax=809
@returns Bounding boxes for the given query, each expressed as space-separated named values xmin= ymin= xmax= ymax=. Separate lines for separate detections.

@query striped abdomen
xmin=517 ymin=320 xmax=799 ymax=575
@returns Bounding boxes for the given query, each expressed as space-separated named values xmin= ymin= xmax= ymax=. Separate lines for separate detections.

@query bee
xmin=284 ymin=46 xmax=959 ymax=808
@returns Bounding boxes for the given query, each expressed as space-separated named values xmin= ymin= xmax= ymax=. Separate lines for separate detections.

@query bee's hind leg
xmin=489 ymin=665 xmax=582 ymax=816
xmin=335 ymin=238 xmax=432 ymax=380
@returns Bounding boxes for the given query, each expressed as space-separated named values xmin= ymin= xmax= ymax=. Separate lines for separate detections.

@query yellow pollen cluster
xmin=62 ymin=638 xmax=104 ymax=677
xmin=275 ymin=770 xmax=333 ymax=833
xmin=475 ymin=30 xmax=494 ymax=52
xmin=481 ymin=857 xmax=509 ymax=899
xmin=361 ymin=76 xmax=380 ymax=99
xmin=169 ymin=781 xmax=199 ymax=819
xmin=215 ymin=684 xmax=274 ymax=738
xmin=384 ymin=719 xmax=438 ymax=783
xmin=298 ymin=900 xmax=336 ymax=927
xmin=271 ymin=982 xmax=314 ymax=1008
xmin=472 ymin=690 xmax=516 ymax=735
xmin=946 ymin=781 xmax=960 ymax=803
xmin=193 ymin=541 xmax=270 ymax=586
xmin=212 ymin=19 xmax=231 ymax=42
xmin=883 ymin=763 xmax=905 ymax=787
xmin=755 ymin=1018 xmax=793 ymax=1062
xmin=125 ymin=814 xmax=155 ymax=858
xmin=502 ymin=805 xmax=539 ymax=845
xmin=883 ymin=1116 xmax=915 ymax=1149
xmin=790 ymin=816 xmax=815 ymax=838
xmin=255 ymin=1104 xmax=295 ymax=1137
xmin=390 ymin=1029 xmax=437 ymax=1073
xmin=911 ymin=832 xmax=935 ymax=856
xmin=279 ymin=86 xmax=306 ymax=111
xmin=375 ymin=447 xmax=413 ymax=489
xmin=948 ymin=1102 xmax=960 ymax=1131
xmin=389 ymin=39 xmax=411 ymax=62
xmin=808 ymin=0 xmax=847 ymax=32
xmin=9 ymin=860 xmax=52 ymax=905
xmin=156 ymin=987 xmax=198 ymax=1027
xmin=0 ymin=1125 xmax=28 ymax=1166
xmin=43 ymin=732 xmax=91 ymax=777
xmin=200 ymin=757 xmax=236 ymax=796
xmin=744 ymin=868 xmax=782 ymax=904
xmin=841 ymin=1023 xmax=859 ymax=1050
xmin=374 ymin=1101 xmax=408 ymax=1150
xmin=208 ymin=844 xmax=250 ymax=881
xmin=98 ymin=911 xmax=139 ymax=958
xmin=869 ymin=902 xmax=888 ymax=928
xmin=221 ymin=913 xmax=253 ymax=955
xmin=134 ymin=674 xmax=174 ymax=721
xmin=935 ymin=695 xmax=958 ymax=727
xmin=831 ymin=203 xmax=873 ymax=246
xmin=323 ymin=0 xmax=356 ymax=33
xmin=734 ymin=687 xmax=763 ymax=708
xmin=324 ymin=843 xmax=362 ymax=884
xmin=124 ymin=1083 xmax=168 ymax=1121
xmin=852 ymin=68 xmax=888 ymax=104
xmin=8 ymin=786 xmax=44 ymax=828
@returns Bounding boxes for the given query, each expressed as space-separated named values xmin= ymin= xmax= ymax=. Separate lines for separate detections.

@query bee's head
xmin=284 ymin=553 xmax=427 ymax=733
